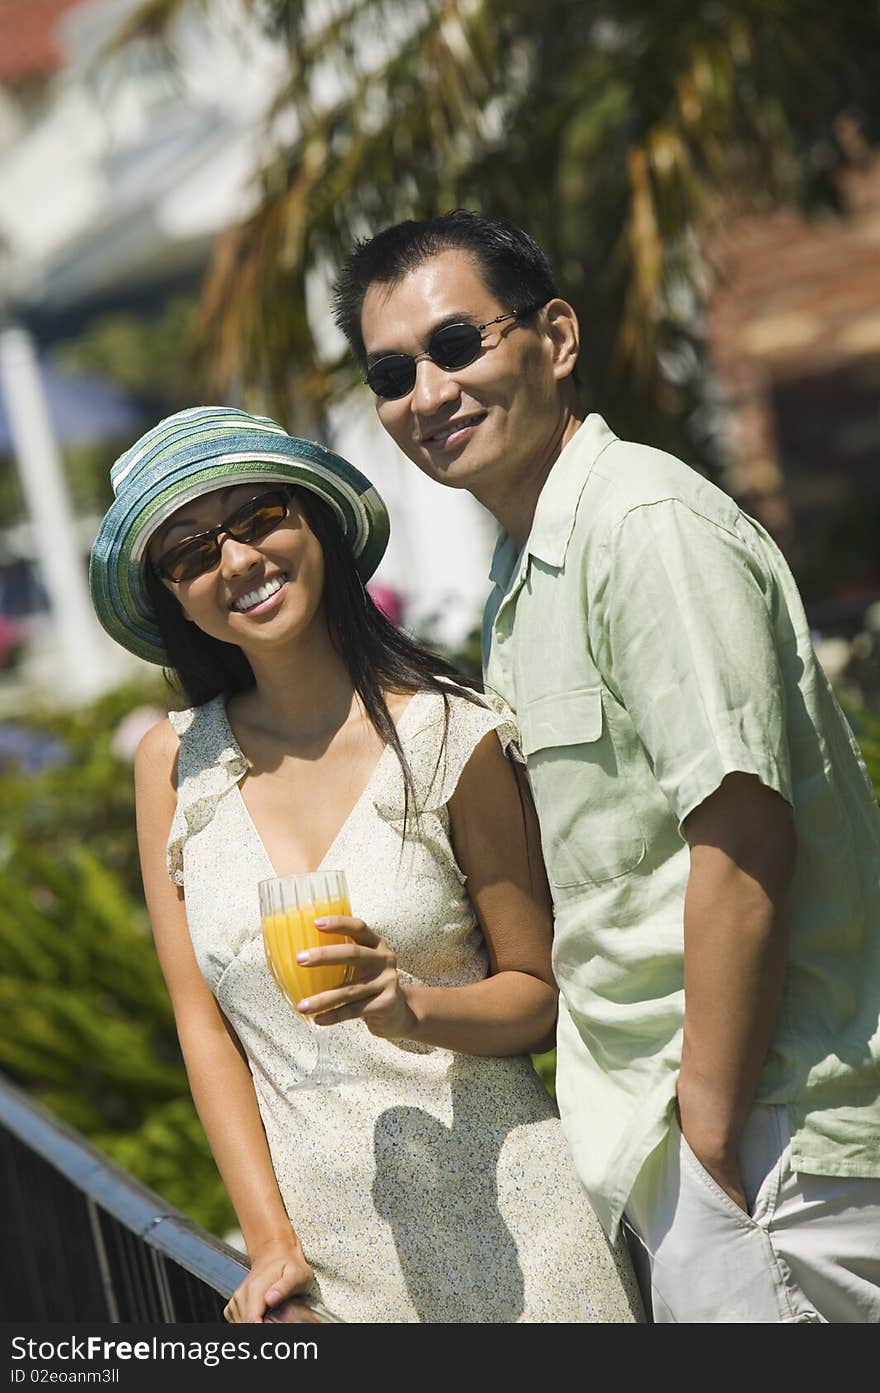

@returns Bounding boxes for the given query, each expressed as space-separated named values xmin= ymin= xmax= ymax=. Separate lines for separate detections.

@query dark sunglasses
xmin=151 ymin=489 xmax=294 ymax=583
xmin=364 ymin=303 xmax=545 ymax=400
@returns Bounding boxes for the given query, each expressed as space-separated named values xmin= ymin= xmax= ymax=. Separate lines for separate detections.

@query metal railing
xmin=0 ymin=1074 xmax=340 ymax=1323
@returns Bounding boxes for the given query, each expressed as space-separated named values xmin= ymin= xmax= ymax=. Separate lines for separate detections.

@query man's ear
xmin=543 ymin=298 xmax=580 ymax=382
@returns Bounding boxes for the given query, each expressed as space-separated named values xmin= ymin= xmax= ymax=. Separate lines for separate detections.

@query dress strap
xmin=166 ymin=696 xmax=249 ymax=886
xmin=372 ymin=687 xmax=522 ymax=849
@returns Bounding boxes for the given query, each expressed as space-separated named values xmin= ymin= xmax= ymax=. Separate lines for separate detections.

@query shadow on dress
xmin=371 ymin=1055 xmax=531 ymax=1323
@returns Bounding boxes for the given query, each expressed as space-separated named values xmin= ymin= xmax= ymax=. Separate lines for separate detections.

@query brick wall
xmin=0 ymin=0 xmax=87 ymax=86
xmin=706 ymin=153 xmax=880 ymax=624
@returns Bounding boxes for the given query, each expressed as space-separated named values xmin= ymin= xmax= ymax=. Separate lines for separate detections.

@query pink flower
xmin=112 ymin=705 xmax=165 ymax=762
xmin=366 ymin=583 xmax=403 ymax=626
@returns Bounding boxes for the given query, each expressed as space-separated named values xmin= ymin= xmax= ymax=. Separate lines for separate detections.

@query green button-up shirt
xmin=483 ymin=414 xmax=880 ymax=1239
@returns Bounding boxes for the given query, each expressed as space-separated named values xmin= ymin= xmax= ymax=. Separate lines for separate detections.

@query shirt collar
xmin=524 ymin=413 xmax=617 ymax=568
xmin=488 ymin=530 xmax=521 ymax=589
xmin=487 ymin=414 xmax=618 ymax=591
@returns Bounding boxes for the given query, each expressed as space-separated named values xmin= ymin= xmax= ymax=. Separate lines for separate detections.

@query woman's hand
xmin=295 ymin=918 xmax=418 ymax=1040
xmin=223 ymin=1237 xmax=314 ymax=1323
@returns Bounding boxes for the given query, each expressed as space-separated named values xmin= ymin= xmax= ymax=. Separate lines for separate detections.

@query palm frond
xmin=124 ymin=0 xmax=880 ymax=457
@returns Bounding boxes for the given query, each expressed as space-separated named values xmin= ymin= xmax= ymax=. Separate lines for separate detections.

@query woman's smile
xmin=230 ymin=572 xmax=290 ymax=615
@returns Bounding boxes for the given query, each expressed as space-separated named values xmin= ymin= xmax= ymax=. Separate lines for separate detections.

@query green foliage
xmin=121 ymin=0 xmax=880 ymax=471
xmin=531 ymin=1049 xmax=556 ymax=1100
xmin=860 ymin=727 xmax=880 ymax=799
xmin=96 ymin=1098 xmax=235 ymax=1237
xmin=843 ymin=704 xmax=880 ymax=805
xmin=0 ymin=680 xmax=169 ymax=901
xmin=0 ymin=681 xmax=233 ymax=1233
xmin=56 ymin=295 xmax=199 ymax=407
xmin=1 ymin=297 xmax=198 ymax=527
xmin=0 ymin=846 xmax=176 ymax=1107
xmin=39 ymin=295 xmax=202 ymax=518
xmin=0 ymin=456 xmax=26 ymax=523
xmin=0 ymin=424 xmax=124 ymax=526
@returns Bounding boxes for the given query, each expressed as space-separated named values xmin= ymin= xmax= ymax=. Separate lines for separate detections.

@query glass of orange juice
xmin=258 ymin=870 xmax=364 ymax=1089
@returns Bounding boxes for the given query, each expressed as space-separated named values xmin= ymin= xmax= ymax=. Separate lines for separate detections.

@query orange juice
xmin=261 ymin=895 xmax=353 ymax=1008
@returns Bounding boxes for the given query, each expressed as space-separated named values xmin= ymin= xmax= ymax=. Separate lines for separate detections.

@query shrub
xmin=0 ymin=683 xmax=233 ymax=1233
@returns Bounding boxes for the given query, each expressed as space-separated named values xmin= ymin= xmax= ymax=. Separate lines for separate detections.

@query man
xmin=332 ymin=211 xmax=880 ymax=1322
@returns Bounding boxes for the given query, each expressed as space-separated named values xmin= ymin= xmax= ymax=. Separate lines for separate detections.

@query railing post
xmin=86 ymin=1196 xmax=121 ymax=1323
xmin=0 ymin=1073 xmax=344 ymax=1322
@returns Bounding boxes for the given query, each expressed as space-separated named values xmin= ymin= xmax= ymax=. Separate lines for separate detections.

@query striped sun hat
xmin=89 ymin=405 xmax=390 ymax=666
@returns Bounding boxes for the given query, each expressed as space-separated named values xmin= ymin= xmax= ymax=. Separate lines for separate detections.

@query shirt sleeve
xmin=591 ymin=498 xmax=794 ymax=829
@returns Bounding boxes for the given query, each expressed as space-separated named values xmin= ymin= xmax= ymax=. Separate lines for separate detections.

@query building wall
xmin=0 ymin=0 xmax=87 ymax=87
xmin=707 ymin=151 xmax=880 ymax=628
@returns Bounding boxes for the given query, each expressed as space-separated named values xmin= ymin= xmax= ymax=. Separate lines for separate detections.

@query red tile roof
xmin=0 ymin=0 xmax=89 ymax=85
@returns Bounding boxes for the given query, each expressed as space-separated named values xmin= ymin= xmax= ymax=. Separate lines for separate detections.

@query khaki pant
xmin=623 ymin=1105 xmax=880 ymax=1323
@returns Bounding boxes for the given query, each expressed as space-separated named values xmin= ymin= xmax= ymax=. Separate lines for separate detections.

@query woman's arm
xmin=297 ymin=729 xmax=558 ymax=1055
xmin=134 ymin=720 xmax=313 ymax=1320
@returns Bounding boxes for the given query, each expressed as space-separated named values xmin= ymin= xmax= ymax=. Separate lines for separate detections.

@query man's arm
xmin=594 ymin=499 xmax=801 ymax=1206
xmin=679 ymin=771 xmax=796 ymax=1209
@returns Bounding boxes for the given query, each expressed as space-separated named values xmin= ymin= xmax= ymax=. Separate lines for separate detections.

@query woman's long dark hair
xmin=144 ymin=485 xmax=484 ymax=821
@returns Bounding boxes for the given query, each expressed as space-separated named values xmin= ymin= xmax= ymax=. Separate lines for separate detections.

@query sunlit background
xmin=1 ymin=0 xmax=879 ymax=1267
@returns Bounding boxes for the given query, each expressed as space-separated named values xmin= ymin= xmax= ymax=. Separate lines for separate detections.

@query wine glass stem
xmin=312 ymin=1017 xmax=330 ymax=1075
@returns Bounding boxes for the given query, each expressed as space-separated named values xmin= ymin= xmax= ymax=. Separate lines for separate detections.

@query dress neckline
xmin=218 ymin=688 xmax=429 ymax=879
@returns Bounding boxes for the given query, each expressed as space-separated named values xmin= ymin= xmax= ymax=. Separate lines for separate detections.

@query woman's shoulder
xmin=135 ymin=695 xmax=232 ymax=784
xmin=134 ymin=712 xmax=180 ymax=776
xmin=166 ymin=693 xmax=226 ymax=739
xmin=425 ymin=682 xmax=520 ymax=750
xmin=408 ymin=679 xmax=490 ymax=719
xmin=388 ymin=682 xmax=522 ymax=812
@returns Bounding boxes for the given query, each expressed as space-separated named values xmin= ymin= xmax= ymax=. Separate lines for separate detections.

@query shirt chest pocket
xmin=520 ymin=686 xmax=647 ymax=889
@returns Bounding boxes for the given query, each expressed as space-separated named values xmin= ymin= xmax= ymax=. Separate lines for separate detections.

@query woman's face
xmin=147 ymin=483 xmax=327 ymax=653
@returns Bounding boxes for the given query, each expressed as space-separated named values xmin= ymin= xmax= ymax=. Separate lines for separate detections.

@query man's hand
xmin=675 ymin=1100 xmax=750 ymax=1211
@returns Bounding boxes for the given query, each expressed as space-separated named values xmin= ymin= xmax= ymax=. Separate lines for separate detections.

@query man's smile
xmin=418 ymin=412 xmax=487 ymax=449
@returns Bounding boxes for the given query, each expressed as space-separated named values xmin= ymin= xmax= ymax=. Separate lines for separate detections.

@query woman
xmin=89 ymin=405 xmax=642 ymax=1324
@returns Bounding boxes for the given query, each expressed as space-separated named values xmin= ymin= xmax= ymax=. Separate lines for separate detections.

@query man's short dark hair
xmin=332 ymin=209 xmax=559 ymax=365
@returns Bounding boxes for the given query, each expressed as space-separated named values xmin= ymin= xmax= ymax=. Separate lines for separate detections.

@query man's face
xmin=360 ymin=250 xmax=569 ymax=499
